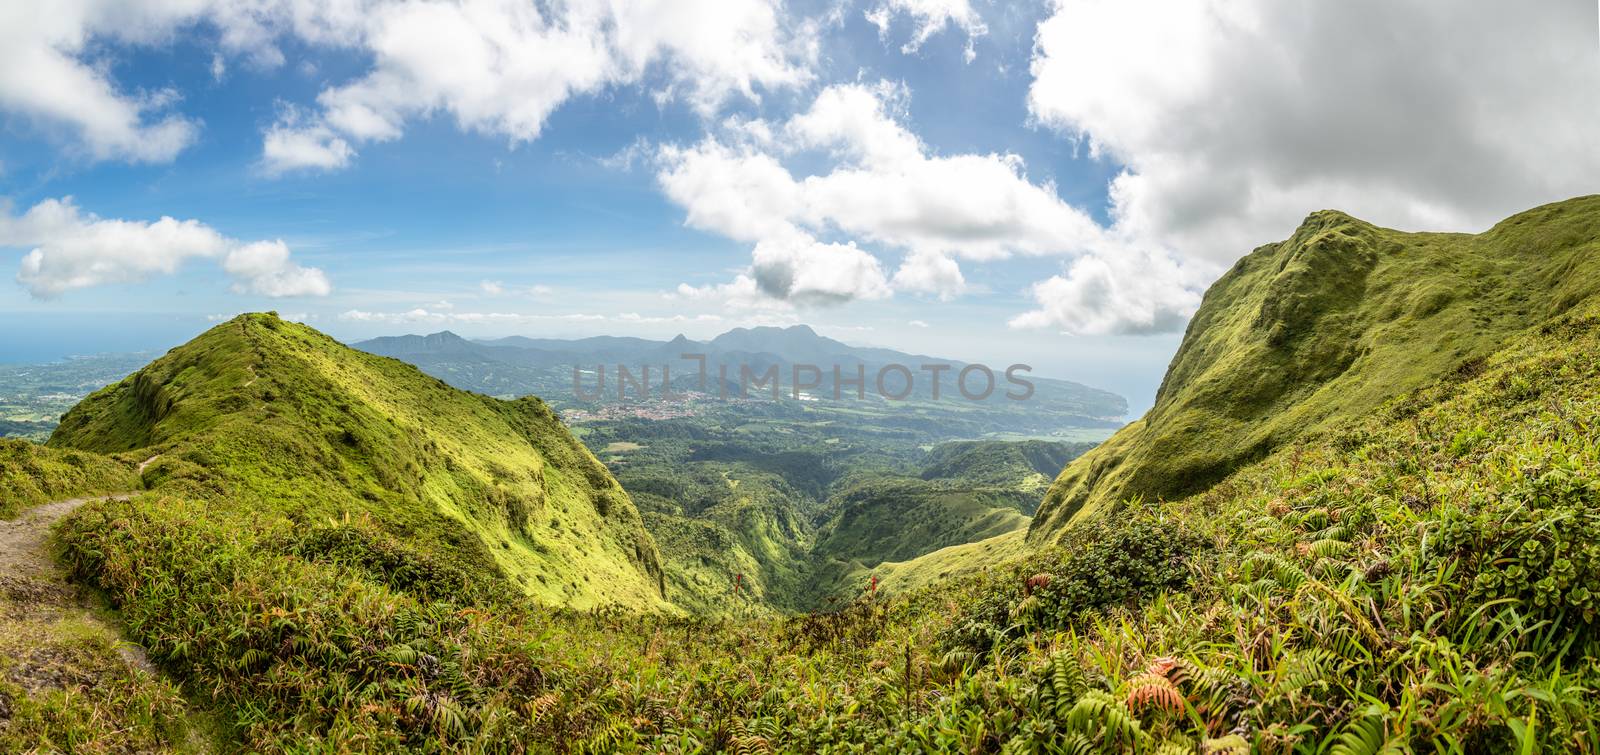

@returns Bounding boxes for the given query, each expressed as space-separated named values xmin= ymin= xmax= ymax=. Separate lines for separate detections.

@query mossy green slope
xmin=0 ymin=438 xmax=139 ymax=519
xmin=25 ymin=221 xmax=1600 ymax=750
xmin=49 ymin=313 xmax=667 ymax=609
xmin=812 ymin=477 xmax=1029 ymax=568
xmin=627 ymin=463 xmax=818 ymax=615
xmin=804 ymin=440 xmax=1093 ymax=604
xmin=1032 ymin=195 xmax=1600 ymax=542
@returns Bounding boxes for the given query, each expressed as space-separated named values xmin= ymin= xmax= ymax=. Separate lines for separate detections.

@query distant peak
xmin=786 ymin=324 xmax=818 ymax=336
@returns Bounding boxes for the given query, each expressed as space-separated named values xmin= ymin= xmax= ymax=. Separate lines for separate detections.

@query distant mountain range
xmin=354 ymin=324 xmax=1129 ymax=428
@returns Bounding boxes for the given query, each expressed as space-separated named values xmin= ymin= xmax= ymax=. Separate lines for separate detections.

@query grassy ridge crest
xmin=1033 ymin=195 xmax=1600 ymax=541
xmin=49 ymin=313 xmax=668 ymax=609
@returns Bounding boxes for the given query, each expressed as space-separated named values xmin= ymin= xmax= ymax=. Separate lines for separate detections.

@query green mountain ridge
xmin=6 ymin=197 xmax=1599 ymax=750
xmin=1032 ymin=195 xmax=1600 ymax=542
xmin=48 ymin=313 xmax=670 ymax=610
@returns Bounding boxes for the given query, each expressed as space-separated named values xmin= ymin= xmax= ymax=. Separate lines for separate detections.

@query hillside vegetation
xmin=580 ymin=417 xmax=1091 ymax=614
xmin=50 ymin=313 xmax=667 ymax=609
xmin=35 ymin=232 xmax=1600 ymax=752
xmin=12 ymin=198 xmax=1599 ymax=751
xmin=1033 ymin=196 xmax=1600 ymax=541
xmin=0 ymin=438 xmax=139 ymax=518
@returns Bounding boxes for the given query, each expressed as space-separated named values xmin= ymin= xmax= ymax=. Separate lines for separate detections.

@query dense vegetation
xmin=30 ymin=283 xmax=1600 ymax=752
xmin=1034 ymin=196 xmax=1600 ymax=542
xmin=50 ymin=313 xmax=667 ymax=609
xmin=7 ymin=198 xmax=1597 ymax=750
xmin=0 ymin=438 xmax=138 ymax=518
xmin=581 ymin=415 xmax=1090 ymax=614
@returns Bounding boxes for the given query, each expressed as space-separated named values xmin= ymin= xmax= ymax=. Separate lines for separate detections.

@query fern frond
xmin=1125 ymin=672 xmax=1185 ymax=715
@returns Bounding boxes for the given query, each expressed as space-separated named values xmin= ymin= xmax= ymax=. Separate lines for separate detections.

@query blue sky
xmin=0 ymin=1 xmax=1593 ymax=411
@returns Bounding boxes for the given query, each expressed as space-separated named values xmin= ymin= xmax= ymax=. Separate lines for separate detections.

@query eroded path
xmin=0 ymin=460 xmax=215 ymax=751
xmin=0 ymin=494 xmax=131 ymax=584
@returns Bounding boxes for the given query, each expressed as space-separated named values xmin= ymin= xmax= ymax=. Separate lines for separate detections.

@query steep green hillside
xmin=577 ymin=413 xmax=1087 ymax=613
xmin=812 ymin=477 xmax=1029 ymax=567
xmin=49 ymin=313 xmax=667 ymax=609
xmin=45 ymin=280 xmax=1600 ymax=751
xmin=1033 ymin=195 xmax=1600 ymax=541
xmin=0 ymin=438 xmax=139 ymax=518
xmin=627 ymin=463 xmax=818 ymax=615
xmin=804 ymin=440 xmax=1094 ymax=604
xmin=921 ymin=439 xmax=1093 ymax=510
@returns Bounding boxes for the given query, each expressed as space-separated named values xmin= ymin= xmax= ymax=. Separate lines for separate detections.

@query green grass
xmin=811 ymin=477 xmax=1030 ymax=567
xmin=23 ymin=196 xmax=1600 ymax=750
xmin=50 ymin=313 xmax=668 ymax=610
xmin=1033 ymin=195 xmax=1600 ymax=543
xmin=49 ymin=296 xmax=1600 ymax=749
xmin=0 ymin=438 xmax=139 ymax=519
xmin=628 ymin=462 xmax=819 ymax=615
xmin=0 ymin=609 xmax=202 ymax=753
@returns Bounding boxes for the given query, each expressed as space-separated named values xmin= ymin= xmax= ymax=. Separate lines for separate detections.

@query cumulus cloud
xmin=0 ymin=1 xmax=812 ymax=170
xmin=262 ymin=112 xmax=354 ymax=174
xmin=1028 ymin=0 xmax=1600 ymax=266
xmin=865 ymin=0 xmax=987 ymax=58
xmin=657 ymin=80 xmax=1123 ymax=313
xmin=1 ymin=197 xmax=330 ymax=298
xmin=749 ymin=232 xmax=893 ymax=305
xmin=0 ymin=2 xmax=201 ymax=162
xmin=673 ymin=275 xmax=791 ymax=312
xmin=1009 ymin=244 xmax=1201 ymax=336
xmin=260 ymin=0 xmax=811 ymax=173
xmin=891 ymin=250 xmax=965 ymax=300
xmin=222 ymin=240 xmax=332 ymax=297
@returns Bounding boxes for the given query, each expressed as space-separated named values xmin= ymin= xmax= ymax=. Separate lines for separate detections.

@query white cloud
xmin=1009 ymin=244 xmax=1200 ymax=336
xmin=341 ymin=308 xmax=524 ymax=325
xmin=673 ymin=275 xmax=792 ymax=312
xmin=749 ymin=232 xmax=893 ymax=305
xmin=891 ymin=250 xmax=965 ymax=300
xmin=5 ymin=198 xmax=227 ymax=296
xmin=657 ymin=81 xmax=1116 ymax=311
xmin=1028 ymin=0 xmax=1600 ymax=266
xmin=260 ymin=0 xmax=811 ymax=174
xmin=0 ymin=1 xmax=812 ymax=171
xmin=222 ymin=240 xmax=332 ymax=297
xmin=480 ymin=279 xmax=506 ymax=296
xmin=0 ymin=3 xmax=201 ymax=162
xmin=703 ymin=82 xmax=1107 ymax=260
xmin=865 ymin=0 xmax=987 ymax=56
xmin=657 ymin=142 xmax=800 ymax=242
xmin=907 ymin=319 xmax=929 ymax=328
xmin=1 ymin=197 xmax=330 ymax=299
xmin=337 ymin=308 xmax=715 ymax=325
xmin=261 ymin=113 xmax=354 ymax=174
xmin=616 ymin=312 xmax=724 ymax=324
